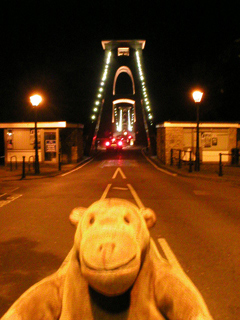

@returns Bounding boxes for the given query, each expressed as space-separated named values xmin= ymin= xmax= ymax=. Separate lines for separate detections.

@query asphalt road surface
xmin=0 ymin=148 xmax=239 ymax=319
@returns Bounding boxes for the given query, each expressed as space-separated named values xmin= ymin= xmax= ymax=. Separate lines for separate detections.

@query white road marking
xmin=0 ymin=193 xmax=7 ymax=198
xmin=127 ymin=183 xmax=145 ymax=209
xmin=61 ymin=158 xmax=94 ymax=177
xmin=112 ymin=187 xmax=128 ymax=190
xmin=141 ymin=149 xmax=177 ymax=177
xmin=112 ymin=167 xmax=127 ymax=179
xmin=0 ymin=194 xmax=22 ymax=208
xmin=8 ymin=187 xmax=19 ymax=193
xmin=158 ymin=238 xmax=185 ymax=274
xmin=100 ymin=184 xmax=112 ymax=200
xmin=158 ymin=238 xmax=213 ymax=315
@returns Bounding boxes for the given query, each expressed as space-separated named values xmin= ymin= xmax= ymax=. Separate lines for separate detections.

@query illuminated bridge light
xmin=148 ymin=113 xmax=153 ymax=120
xmin=135 ymin=50 xmax=155 ymax=125
xmin=91 ymin=50 xmax=112 ymax=121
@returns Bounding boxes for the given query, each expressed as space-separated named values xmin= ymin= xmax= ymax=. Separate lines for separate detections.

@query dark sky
xmin=1 ymin=1 xmax=240 ymax=127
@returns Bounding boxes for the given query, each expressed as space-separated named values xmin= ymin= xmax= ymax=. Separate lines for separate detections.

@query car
xmin=105 ymin=138 xmax=123 ymax=151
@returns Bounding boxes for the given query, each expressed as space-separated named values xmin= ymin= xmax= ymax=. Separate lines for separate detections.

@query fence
xmin=170 ymin=149 xmax=194 ymax=172
xmin=171 ymin=148 xmax=239 ymax=176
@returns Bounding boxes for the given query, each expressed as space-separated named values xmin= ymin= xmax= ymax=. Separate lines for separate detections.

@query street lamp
xmin=192 ymin=90 xmax=203 ymax=171
xmin=30 ymin=94 xmax=42 ymax=174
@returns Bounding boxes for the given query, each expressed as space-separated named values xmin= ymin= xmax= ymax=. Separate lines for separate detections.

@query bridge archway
xmin=113 ymin=66 xmax=135 ymax=95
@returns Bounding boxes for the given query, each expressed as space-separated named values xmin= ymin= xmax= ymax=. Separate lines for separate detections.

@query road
xmin=0 ymin=147 xmax=239 ymax=319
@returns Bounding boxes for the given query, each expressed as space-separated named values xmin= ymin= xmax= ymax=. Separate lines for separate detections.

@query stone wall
xmin=156 ymin=127 xmax=165 ymax=163
xmin=165 ymin=127 xmax=184 ymax=165
xmin=156 ymin=126 xmax=184 ymax=164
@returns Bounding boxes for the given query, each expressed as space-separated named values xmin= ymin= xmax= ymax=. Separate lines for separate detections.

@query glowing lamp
xmin=192 ymin=91 xmax=203 ymax=103
xmin=30 ymin=94 xmax=42 ymax=106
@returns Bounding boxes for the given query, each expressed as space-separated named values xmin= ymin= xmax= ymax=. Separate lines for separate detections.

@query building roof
xmin=0 ymin=121 xmax=84 ymax=129
xmin=156 ymin=121 xmax=240 ymax=129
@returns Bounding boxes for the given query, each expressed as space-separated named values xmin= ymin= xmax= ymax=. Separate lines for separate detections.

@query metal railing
xmin=170 ymin=149 xmax=194 ymax=172
xmin=28 ymin=156 xmax=35 ymax=172
xmin=10 ymin=156 xmax=17 ymax=171
xmin=218 ymin=152 xmax=237 ymax=176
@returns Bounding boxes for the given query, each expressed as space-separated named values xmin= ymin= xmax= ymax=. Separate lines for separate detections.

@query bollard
xmin=219 ymin=153 xmax=223 ymax=176
xmin=178 ymin=150 xmax=182 ymax=169
xmin=170 ymin=149 xmax=173 ymax=166
xmin=58 ymin=153 xmax=61 ymax=171
xmin=22 ymin=156 xmax=26 ymax=179
xmin=189 ymin=150 xmax=193 ymax=172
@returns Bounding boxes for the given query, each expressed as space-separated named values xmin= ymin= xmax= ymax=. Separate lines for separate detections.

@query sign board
xmin=45 ymin=140 xmax=56 ymax=152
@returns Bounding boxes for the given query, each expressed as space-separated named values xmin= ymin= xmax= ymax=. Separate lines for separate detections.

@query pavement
xmin=0 ymin=157 xmax=91 ymax=181
xmin=0 ymin=152 xmax=240 ymax=184
xmin=148 ymin=154 xmax=240 ymax=184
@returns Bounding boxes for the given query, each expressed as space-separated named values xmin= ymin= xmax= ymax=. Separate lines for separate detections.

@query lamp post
xmin=192 ymin=90 xmax=203 ymax=171
xmin=30 ymin=94 xmax=42 ymax=174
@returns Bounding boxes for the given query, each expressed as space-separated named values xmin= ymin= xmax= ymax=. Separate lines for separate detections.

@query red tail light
xmin=117 ymin=140 xmax=123 ymax=146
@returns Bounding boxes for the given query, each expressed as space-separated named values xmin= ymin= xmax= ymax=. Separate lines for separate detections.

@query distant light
xmin=93 ymin=108 xmax=98 ymax=112
xmin=192 ymin=91 xmax=203 ymax=103
xmin=95 ymin=101 xmax=100 ymax=105
xmin=30 ymin=94 xmax=42 ymax=106
xmin=91 ymin=115 xmax=96 ymax=120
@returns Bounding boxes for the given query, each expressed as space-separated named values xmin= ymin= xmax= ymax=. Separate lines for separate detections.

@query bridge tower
xmin=90 ymin=40 xmax=155 ymax=152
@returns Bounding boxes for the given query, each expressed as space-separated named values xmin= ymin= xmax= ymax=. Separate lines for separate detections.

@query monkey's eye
xmin=124 ymin=215 xmax=130 ymax=224
xmin=89 ymin=216 xmax=95 ymax=225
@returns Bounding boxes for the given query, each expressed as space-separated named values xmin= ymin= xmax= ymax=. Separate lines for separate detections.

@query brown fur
xmin=1 ymin=199 xmax=213 ymax=320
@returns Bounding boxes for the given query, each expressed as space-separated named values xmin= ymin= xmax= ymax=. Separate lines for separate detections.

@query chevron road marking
xmin=112 ymin=167 xmax=127 ymax=179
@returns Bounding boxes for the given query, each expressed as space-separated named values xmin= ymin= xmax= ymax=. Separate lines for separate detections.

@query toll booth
xmin=0 ymin=122 xmax=84 ymax=166
xmin=156 ymin=122 xmax=239 ymax=165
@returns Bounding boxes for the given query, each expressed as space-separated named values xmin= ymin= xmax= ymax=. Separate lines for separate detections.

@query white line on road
xmin=158 ymin=238 xmax=185 ymax=274
xmin=158 ymin=238 xmax=212 ymax=316
xmin=112 ymin=167 xmax=127 ymax=179
xmin=61 ymin=158 xmax=94 ymax=177
xmin=112 ymin=187 xmax=129 ymax=190
xmin=141 ymin=149 xmax=177 ymax=177
xmin=0 ymin=194 xmax=22 ymax=208
xmin=0 ymin=193 xmax=7 ymax=198
xmin=100 ymin=184 xmax=112 ymax=200
xmin=127 ymin=183 xmax=145 ymax=209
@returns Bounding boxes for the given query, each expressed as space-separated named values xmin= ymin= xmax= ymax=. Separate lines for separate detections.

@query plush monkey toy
xmin=1 ymin=198 xmax=213 ymax=320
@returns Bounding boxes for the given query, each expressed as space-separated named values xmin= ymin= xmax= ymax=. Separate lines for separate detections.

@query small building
xmin=0 ymin=121 xmax=84 ymax=166
xmin=156 ymin=122 xmax=239 ymax=165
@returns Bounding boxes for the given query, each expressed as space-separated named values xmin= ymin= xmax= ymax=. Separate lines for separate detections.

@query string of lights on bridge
xmin=91 ymin=51 xmax=112 ymax=121
xmin=91 ymin=49 xmax=153 ymax=127
xmin=135 ymin=51 xmax=154 ymax=126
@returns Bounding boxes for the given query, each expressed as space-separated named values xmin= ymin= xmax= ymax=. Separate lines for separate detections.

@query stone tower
xmin=90 ymin=40 xmax=155 ymax=150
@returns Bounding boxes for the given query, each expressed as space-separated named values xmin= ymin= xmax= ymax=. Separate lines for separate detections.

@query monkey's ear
xmin=69 ymin=207 xmax=87 ymax=226
xmin=139 ymin=207 xmax=156 ymax=229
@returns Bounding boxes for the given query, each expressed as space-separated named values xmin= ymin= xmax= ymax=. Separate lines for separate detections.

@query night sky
xmin=1 ymin=1 xmax=240 ymax=129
